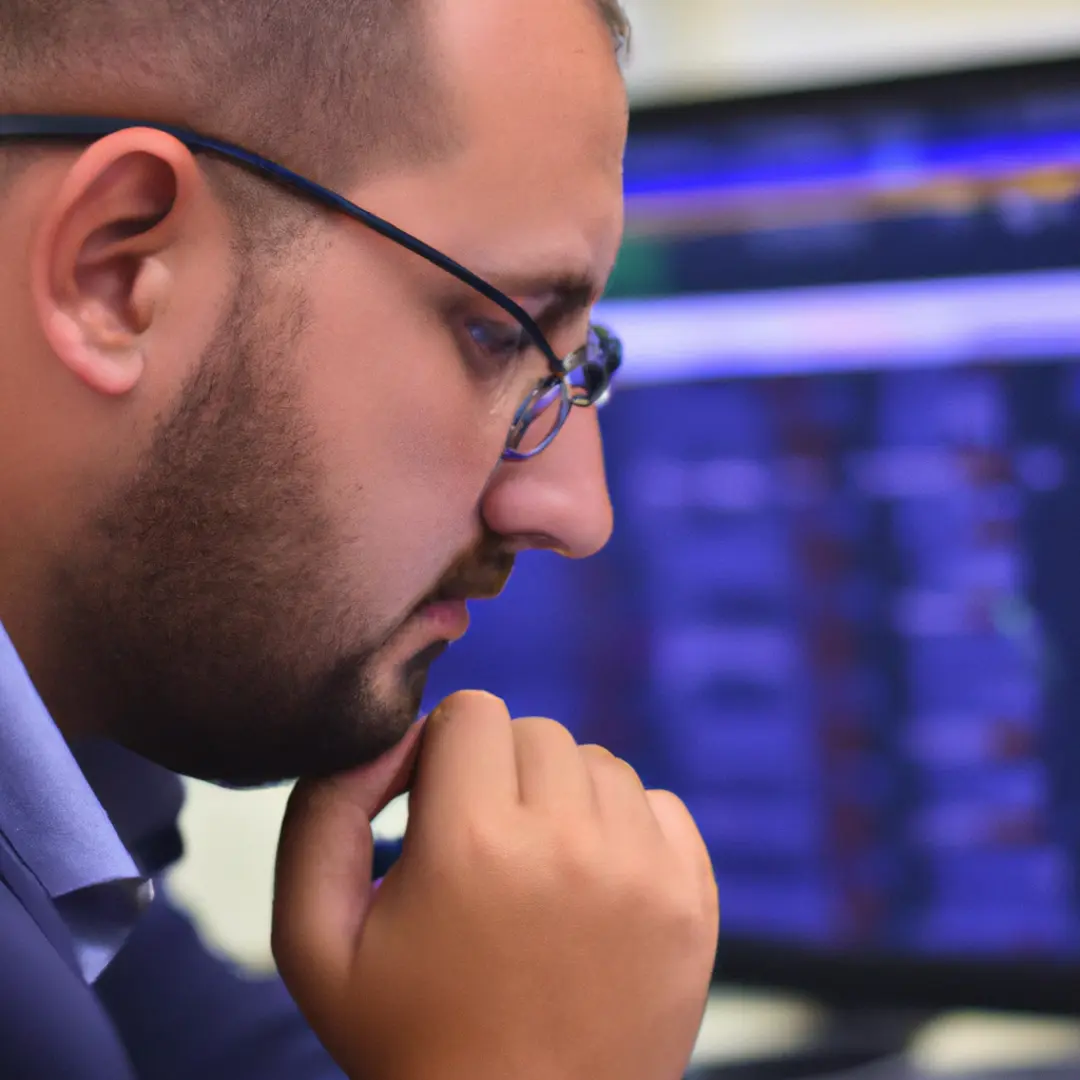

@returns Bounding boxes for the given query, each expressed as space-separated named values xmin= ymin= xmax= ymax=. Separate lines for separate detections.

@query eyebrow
xmin=482 ymin=270 xmax=600 ymax=339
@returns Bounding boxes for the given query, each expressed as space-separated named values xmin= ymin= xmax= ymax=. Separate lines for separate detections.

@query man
xmin=0 ymin=0 xmax=720 ymax=1077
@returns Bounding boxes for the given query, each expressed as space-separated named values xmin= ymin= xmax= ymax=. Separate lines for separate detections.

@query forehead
xmin=433 ymin=0 xmax=628 ymax=167
xmin=352 ymin=0 xmax=628 ymax=286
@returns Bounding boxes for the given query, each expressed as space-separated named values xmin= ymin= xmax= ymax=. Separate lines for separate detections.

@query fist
xmin=274 ymin=691 xmax=719 ymax=1080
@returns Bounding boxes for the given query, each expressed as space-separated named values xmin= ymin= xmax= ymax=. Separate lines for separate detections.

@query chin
xmin=372 ymin=639 xmax=446 ymax=703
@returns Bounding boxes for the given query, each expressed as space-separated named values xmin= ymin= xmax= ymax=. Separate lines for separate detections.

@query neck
xmin=0 ymin=566 xmax=103 ymax=742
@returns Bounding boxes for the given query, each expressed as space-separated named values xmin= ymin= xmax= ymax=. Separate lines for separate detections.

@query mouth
xmin=394 ymin=557 xmax=516 ymax=660
xmin=414 ymin=597 xmax=471 ymax=643
xmin=386 ymin=594 xmax=479 ymax=663
xmin=415 ymin=566 xmax=515 ymax=627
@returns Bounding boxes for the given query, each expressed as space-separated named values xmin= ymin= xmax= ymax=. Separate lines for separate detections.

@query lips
xmin=401 ymin=549 xmax=517 ymax=655
xmin=417 ymin=598 xmax=471 ymax=642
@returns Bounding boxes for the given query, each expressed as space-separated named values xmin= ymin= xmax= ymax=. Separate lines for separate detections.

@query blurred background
xmin=172 ymin=3 xmax=1080 ymax=1078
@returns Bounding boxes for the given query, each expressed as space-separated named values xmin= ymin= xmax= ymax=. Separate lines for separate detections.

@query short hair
xmin=0 ymin=0 xmax=630 ymax=201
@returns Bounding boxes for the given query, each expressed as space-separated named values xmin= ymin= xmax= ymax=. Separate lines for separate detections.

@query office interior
xmin=173 ymin=3 xmax=1080 ymax=1077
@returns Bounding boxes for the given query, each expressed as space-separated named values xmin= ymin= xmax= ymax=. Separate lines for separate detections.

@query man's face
xmin=8 ymin=0 xmax=627 ymax=785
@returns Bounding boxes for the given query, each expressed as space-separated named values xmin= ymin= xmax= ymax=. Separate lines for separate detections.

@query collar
xmin=0 ymin=621 xmax=145 ymax=977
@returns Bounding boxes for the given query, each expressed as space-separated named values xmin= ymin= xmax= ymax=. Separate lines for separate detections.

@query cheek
xmin=297 ymin=262 xmax=507 ymax=625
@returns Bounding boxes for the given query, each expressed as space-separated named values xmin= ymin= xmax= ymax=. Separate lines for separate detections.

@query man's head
xmin=0 ymin=0 xmax=629 ymax=785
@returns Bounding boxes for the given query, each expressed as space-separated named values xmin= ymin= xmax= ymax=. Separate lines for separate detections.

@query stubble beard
xmin=47 ymin=277 xmax=424 ymax=787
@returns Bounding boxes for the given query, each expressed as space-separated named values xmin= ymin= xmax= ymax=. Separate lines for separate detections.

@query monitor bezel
xmin=714 ymin=941 xmax=1080 ymax=1016
xmin=629 ymin=54 xmax=1080 ymax=139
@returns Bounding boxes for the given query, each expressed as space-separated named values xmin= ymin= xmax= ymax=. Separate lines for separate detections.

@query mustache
xmin=421 ymin=537 xmax=517 ymax=607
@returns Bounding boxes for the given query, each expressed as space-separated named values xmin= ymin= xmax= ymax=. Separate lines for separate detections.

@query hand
xmin=273 ymin=690 xmax=719 ymax=1080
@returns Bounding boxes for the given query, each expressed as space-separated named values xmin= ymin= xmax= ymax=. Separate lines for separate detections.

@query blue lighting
xmin=624 ymin=132 xmax=1080 ymax=200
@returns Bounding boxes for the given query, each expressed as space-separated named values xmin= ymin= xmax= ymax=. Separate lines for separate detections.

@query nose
xmin=480 ymin=403 xmax=614 ymax=558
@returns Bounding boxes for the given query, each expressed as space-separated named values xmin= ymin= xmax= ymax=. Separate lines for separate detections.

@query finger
xmin=580 ymin=744 xmax=658 ymax=832
xmin=407 ymin=691 xmax=517 ymax=832
xmin=272 ymin=720 xmax=425 ymax=1018
xmin=646 ymin=789 xmax=720 ymax=918
xmin=512 ymin=717 xmax=592 ymax=809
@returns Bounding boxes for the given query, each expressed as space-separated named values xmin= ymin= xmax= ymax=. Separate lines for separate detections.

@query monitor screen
xmin=420 ymin=61 xmax=1080 ymax=1013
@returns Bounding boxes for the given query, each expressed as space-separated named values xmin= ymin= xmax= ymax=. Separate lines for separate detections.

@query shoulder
xmin=0 ymin=878 xmax=137 ymax=1080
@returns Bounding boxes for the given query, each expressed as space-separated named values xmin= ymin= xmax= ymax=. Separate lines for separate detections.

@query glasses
xmin=0 ymin=114 xmax=622 ymax=462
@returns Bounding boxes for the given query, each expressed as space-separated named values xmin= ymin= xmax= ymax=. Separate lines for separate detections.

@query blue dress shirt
xmin=0 ymin=620 xmax=345 ymax=1079
xmin=0 ymin=622 xmax=151 ymax=982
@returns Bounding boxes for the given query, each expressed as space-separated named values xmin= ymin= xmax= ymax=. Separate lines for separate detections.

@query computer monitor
xmin=421 ymin=59 xmax=1080 ymax=1016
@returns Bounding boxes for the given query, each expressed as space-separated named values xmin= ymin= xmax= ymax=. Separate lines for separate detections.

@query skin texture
xmin=0 ymin=0 xmax=624 ymax=785
xmin=275 ymin=692 xmax=720 ymax=1080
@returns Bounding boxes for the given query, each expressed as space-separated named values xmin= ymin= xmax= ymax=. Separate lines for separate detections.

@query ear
xmin=29 ymin=129 xmax=204 ymax=397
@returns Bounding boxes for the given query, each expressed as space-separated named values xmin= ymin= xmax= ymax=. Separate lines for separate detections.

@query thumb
xmin=272 ymin=720 xmax=425 ymax=1013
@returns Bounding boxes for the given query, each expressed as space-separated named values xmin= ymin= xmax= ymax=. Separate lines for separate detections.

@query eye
xmin=464 ymin=318 xmax=532 ymax=368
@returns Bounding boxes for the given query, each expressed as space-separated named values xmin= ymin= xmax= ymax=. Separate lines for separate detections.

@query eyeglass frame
xmin=0 ymin=113 xmax=623 ymax=462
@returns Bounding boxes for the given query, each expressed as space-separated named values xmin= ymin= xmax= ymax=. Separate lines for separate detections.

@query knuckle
xmin=649 ymin=868 xmax=715 ymax=941
xmin=513 ymin=715 xmax=577 ymax=746
xmin=646 ymin=787 xmax=691 ymax=818
xmin=579 ymin=742 xmax=616 ymax=761
xmin=453 ymin=807 xmax=525 ymax=867
xmin=597 ymin=852 xmax=707 ymax=940
xmin=581 ymin=744 xmax=640 ymax=781
xmin=432 ymin=689 xmax=510 ymax=726
xmin=647 ymin=789 xmax=702 ymax=840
